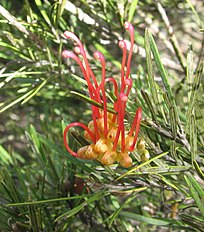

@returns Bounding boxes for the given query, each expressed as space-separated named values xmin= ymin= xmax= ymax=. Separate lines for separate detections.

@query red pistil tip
xmin=74 ymin=46 xmax=81 ymax=54
xmin=62 ymin=50 xmax=71 ymax=58
xmin=120 ymin=93 xmax=128 ymax=102
xmin=63 ymin=31 xmax=84 ymax=50
xmin=94 ymin=51 xmax=104 ymax=61
xmin=64 ymin=31 xmax=80 ymax=43
xmin=124 ymin=22 xmax=133 ymax=31
xmin=64 ymin=31 xmax=73 ymax=39
xmin=118 ymin=40 xmax=126 ymax=49
xmin=124 ymin=78 xmax=132 ymax=86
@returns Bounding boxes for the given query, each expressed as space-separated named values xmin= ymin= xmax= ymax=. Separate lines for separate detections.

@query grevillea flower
xmin=63 ymin=22 xmax=142 ymax=168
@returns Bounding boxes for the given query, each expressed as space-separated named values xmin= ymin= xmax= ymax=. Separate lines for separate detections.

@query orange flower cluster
xmin=63 ymin=22 xmax=142 ymax=167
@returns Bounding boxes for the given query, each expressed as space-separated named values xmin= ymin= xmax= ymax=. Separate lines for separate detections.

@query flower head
xmin=63 ymin=22 xmax=142 ymax=167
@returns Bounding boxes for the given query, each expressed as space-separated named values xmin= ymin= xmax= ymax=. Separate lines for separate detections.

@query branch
xmin=144 ymin=117 xmax=190 ymax=152
xmin=156 ymin=1 xmax=186 ymax=73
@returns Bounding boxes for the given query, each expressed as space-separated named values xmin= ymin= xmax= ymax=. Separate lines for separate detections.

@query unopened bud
xmin=141 ymin=149 xmax=150 ymax=162
xmin=137 ymin=138 xmax=146 ymax=151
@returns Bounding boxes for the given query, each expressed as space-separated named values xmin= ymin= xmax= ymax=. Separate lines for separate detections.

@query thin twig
xmin=156 ymin=1 xmax=186 ymax=73
xmin=144 ymin=117 xmax=190 ymax=152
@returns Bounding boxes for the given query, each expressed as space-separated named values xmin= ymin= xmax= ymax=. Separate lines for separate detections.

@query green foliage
xmin=0 ymin=0 xmax=204 ymax=231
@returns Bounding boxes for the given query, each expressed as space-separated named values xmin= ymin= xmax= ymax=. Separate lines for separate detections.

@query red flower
xmin=63 ymin=22 xmax=142 ymax=167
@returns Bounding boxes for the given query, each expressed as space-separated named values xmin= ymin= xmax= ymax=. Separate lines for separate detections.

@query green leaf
xmin=55 ymin=190 xmax=109 ymax=221
xmin=144 ymin=29 xmax=160 ymax=109
xmin=185 ymin=0 xmax=202 ymax=26
xmin=0 ymin=145 xmax=12 ymax=165
xmin=185 ymin=174 xmax=204 ymax=218
xmin=119 ymin=211 xmax=177 ymax=226
xmin=128 ymin=0 xmax=138 ymax=23
xmin=108 ymin=193 xmax=137 ymax=227
xmin=147 ymin=31 xmax=178 ymax=115
xmin=21 ymin=79 xmax=48 ymax=104
xmin=7 ymin=195 xmax=86 ymax=207
xmin=186 ymin=62 xmax=202 ymax=162
xmin=141 ymin=89 xmax=157 ymax=120
xmin=193 ymin=160 xmax=204 ymax=180
xmin=147 ymin=30 xmax=180 ymax=139
xmin=180 ymin=213 xmax=204 ymax=231
xmin=0 ymin=89 xmax=34 ymax=113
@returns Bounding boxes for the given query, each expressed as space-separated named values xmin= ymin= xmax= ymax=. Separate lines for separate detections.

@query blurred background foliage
xmin=0 ymin=0 xmax=203 ymax=231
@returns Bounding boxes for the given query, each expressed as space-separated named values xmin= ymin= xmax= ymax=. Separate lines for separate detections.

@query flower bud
xmin=94 ymin=138 xmax=112 ymax=153
xmin=77 ymin=146 xmax=89 ymax=159
xmin=101 ymin=150 xmax=117 ymax=165
xmin=141 ymin=149 xmax=150 ymax=162
xmin=107 ymin=127 xmax=118 ymax=142
xmin=118 ymin=152 xmax=132 ymax=168
xmin=85 ymin=144 xmax=98 ymax=159
xmin=137 ymin=138 xmax=146 ymax=151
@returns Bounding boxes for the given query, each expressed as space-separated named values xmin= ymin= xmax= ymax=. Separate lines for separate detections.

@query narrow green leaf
xmin=185 ymin=174 xmax=204 ymax=218
xmin=0 ymin=41 xmax=31 ymax=61
xmin=7 ymin=195 xmax=86 ymax=207
xmin=189 ymin=112 xmax=197 ymax=162
xmin=0 ymin=145 xmax=12 ymax=165
xmin=108 ymin=193 xmax=137 ymax=227
xmin=147 ymin=30 xmax=181 ymax=140
xmin=128 ymin=0 xmax=138 ymax=23
xmin=144 ymin=29 xmax=160 ymax=108
xmin=195 ymin=104 xmax=204 ymax=144
xmin=185 ymin=0 xmax=202 ymax=26
xmin=35 ymin=0 xmax=51 ymax=26
xmin=29 ymin=206 xmax=42 ymax=232
xmin=186 ymin=43 xmax=194 ymax=101
xmin=55 ymin=190 xmax=108 ymax=221
xmin=147 ymin=31 xmax=178 ymax=119
xmin=0 ymin=90 xmax=34 ymax=113
xmin=21 ymin=79 xmax=48 ymax=104
xmin=180 ymin=213 xmax=204 ymax=231
xmin=128 ymin=165 xmax=191 ymax=175
xmin=119 ymin=211 xmax=176 ymax=226
xmin=186 ymin=61 xmax=202 ymax=126
xmin=0 ymin=169 xmax=26 ymax=210
xmin=141 ymin=89 xmax=157 ymax=120
xmin=193 ymin=160 xmax=204 ymax=180
xmin=159 ymin=175 xmax=179 ymax=191
xmin=27 ymin=124 xmax=41 ymax=154
xmin=186 ymin=62 xmax=202 ymax=161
